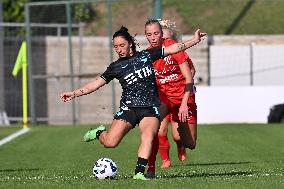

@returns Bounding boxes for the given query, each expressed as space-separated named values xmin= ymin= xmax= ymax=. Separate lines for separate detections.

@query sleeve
xmin=100 ymin=63 xmax=116 ymax=83
xmin=147 ymin=47 xmax=165 ymax=62
xmin=164 ymin=39 xmax=188 ymax=65
xmin=184 ymin=52 xmax=194 ymax=69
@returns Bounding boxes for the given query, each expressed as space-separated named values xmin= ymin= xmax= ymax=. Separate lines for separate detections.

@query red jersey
xmin=150 ymin=38 xmax=195 ymax=103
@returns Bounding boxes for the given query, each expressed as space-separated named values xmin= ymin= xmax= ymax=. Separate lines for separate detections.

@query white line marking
xmin=0 ymin=128 xmax=31 ymax=146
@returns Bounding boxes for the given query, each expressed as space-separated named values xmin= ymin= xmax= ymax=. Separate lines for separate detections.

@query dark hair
xmin=145 ymin=18 xmax=162 ymax=32
xmin=112 ymin=26 xmax=136 ymax=53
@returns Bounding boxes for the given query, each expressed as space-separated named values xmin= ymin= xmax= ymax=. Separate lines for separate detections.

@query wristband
xmin=188 ymin=83 xmax=194 ymax=93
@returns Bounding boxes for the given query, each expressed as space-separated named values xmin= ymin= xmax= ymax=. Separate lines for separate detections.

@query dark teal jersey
xmin=101 ymin=48 xmax=164 ymax=107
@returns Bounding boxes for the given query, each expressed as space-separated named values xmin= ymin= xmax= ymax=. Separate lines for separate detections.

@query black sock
xmin=96 ymin=129 xmax=106 ymax=140
xmin=135 ymin=157 xmax=148 ymax=174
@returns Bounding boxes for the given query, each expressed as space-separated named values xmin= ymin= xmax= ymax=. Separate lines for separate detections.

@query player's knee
xmin=141 ymin=134 xmax=155 ymax=148
xmin=141 ymin=134 xmax=154 ymax=144
xmin=172 ymin=134 xmax=180 ymax=141
xmin=103 ymin=140 xmax=118 ymax=148
xmin=142 ymin=128 xmax=156 ymax=138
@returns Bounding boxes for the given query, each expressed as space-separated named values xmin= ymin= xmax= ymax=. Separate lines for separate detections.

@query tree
xmin=3 ymin=0 xmax=28 ymax=22
xmin=3 ymin=0 xmax=97 ymax=23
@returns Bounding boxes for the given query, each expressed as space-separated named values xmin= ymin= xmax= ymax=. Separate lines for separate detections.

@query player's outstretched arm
xmin=60 ymin=76 xmax=107 ymax=102
xmin=164 ymin=28 xmax=206 ymax=56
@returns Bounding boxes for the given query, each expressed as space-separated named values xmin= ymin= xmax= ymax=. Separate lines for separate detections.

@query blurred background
xmin=0 ymin=0 xmax=284 ymax=126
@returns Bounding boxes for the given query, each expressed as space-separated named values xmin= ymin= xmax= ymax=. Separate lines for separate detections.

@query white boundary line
xmin=0 ymin=128 xmax=31 ymax=146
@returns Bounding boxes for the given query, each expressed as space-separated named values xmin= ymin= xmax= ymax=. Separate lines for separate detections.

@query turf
xmin=0 ymin=124 xmax=283 ymax=189
xmin=0 ymin=125 xmax=22 ymax=140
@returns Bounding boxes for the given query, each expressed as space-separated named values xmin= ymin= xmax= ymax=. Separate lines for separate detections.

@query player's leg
xmin=158 ymin=115 xmax=171 ymax=168
xmin=99 ymin=119 xmax=132 ymax=147
xmin=177 ymin=103 xmax=197 ymax=149
xmin=157 ymin=97 xmax=171 ymax=168
xmin=146 ymin=134 xmax=158 ymax=176
xmin=138 ymin=117 xmax=160 ymax=159
xmin=146 ymin=102 xmax=168 ymax=176
xmin=171 ymin=120 xmax=186 ymax=161
xmin=177 ymin=122 xmax=197 ymax=149
xmin=84 ymin=118 xmax=132 ymax=147
xmin=134 ymin=116 xmax=160 ymax=180
xmin=84 ymin=107 xmax=136 ymax=145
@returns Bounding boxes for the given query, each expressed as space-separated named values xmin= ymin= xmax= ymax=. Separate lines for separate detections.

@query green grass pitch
xmin=0 ymin=124 xmax=283 ymax=189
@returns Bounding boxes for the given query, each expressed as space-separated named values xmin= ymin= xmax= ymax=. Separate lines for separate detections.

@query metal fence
xmin=1 ymin=0 xmax=284 ymax=126
xmin=0 ymin=22 xmax=83 ymax=125
xmin=1 ymin=0 xmax=159 ymax=125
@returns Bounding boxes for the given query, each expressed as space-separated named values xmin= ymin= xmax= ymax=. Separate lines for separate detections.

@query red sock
xmin=147 ymin=135 xmax=159 ymax=173
xmin=158 ymin=135 xmax=170 ymax=161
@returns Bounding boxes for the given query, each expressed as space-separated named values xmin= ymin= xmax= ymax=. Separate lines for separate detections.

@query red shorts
xmin=166 ymin=113 xmax=172 ymax=122
xmin=160 ymin=92 xmax=197 ymax=125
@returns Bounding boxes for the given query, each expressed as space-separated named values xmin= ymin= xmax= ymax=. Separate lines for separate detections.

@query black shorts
xmin=114 ymin=106 xmax=160 ymax=127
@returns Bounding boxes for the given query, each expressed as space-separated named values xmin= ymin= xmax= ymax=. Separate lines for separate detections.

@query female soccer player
xmin=60 ymin=26 xmax=206 ymax=180
xmin=145 ymin=19 xmax=198 ymax=175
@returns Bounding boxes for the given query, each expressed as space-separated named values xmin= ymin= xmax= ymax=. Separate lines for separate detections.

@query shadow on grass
xmin=0 ymin=168 xmax=40 ymax=173
xmin=160 ymin=170 xmax=256 ymax=179
xmin=172 ymin=161 xmax=252 ymax=167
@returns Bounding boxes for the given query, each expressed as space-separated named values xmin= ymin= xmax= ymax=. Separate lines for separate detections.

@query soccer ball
xmin=92 ymin=158 xmax=118 ymax=180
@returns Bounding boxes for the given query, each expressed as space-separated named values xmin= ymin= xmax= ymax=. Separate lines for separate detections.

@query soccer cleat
xmin=145 ymin=171 xmax=155 ymax=179
xmin=161 ymin=159 xmax=171 ymax=169
xmin=83 ymin=125 xmax=106 ymax=142
xmin=133 ymin=172 xmax=149 ymax=180
xmin=178 ymin=147 xmax=186 ymax=161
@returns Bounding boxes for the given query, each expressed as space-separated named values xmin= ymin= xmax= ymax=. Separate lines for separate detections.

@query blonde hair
xmin=158 ymin=19 xmax=179 ymax=41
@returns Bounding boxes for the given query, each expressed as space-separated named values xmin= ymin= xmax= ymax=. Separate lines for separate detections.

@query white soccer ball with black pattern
xmin=92 ymin=158 xmax=118 ymax=179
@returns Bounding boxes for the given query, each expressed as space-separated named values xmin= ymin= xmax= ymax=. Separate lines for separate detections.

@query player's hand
xmin=60 ymin=92 xmax=74 ymax=102
xmin=178 ymin=105 xmax=189 ymax=122
xmin=192 ymin=28 xmax=207 ymax=44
